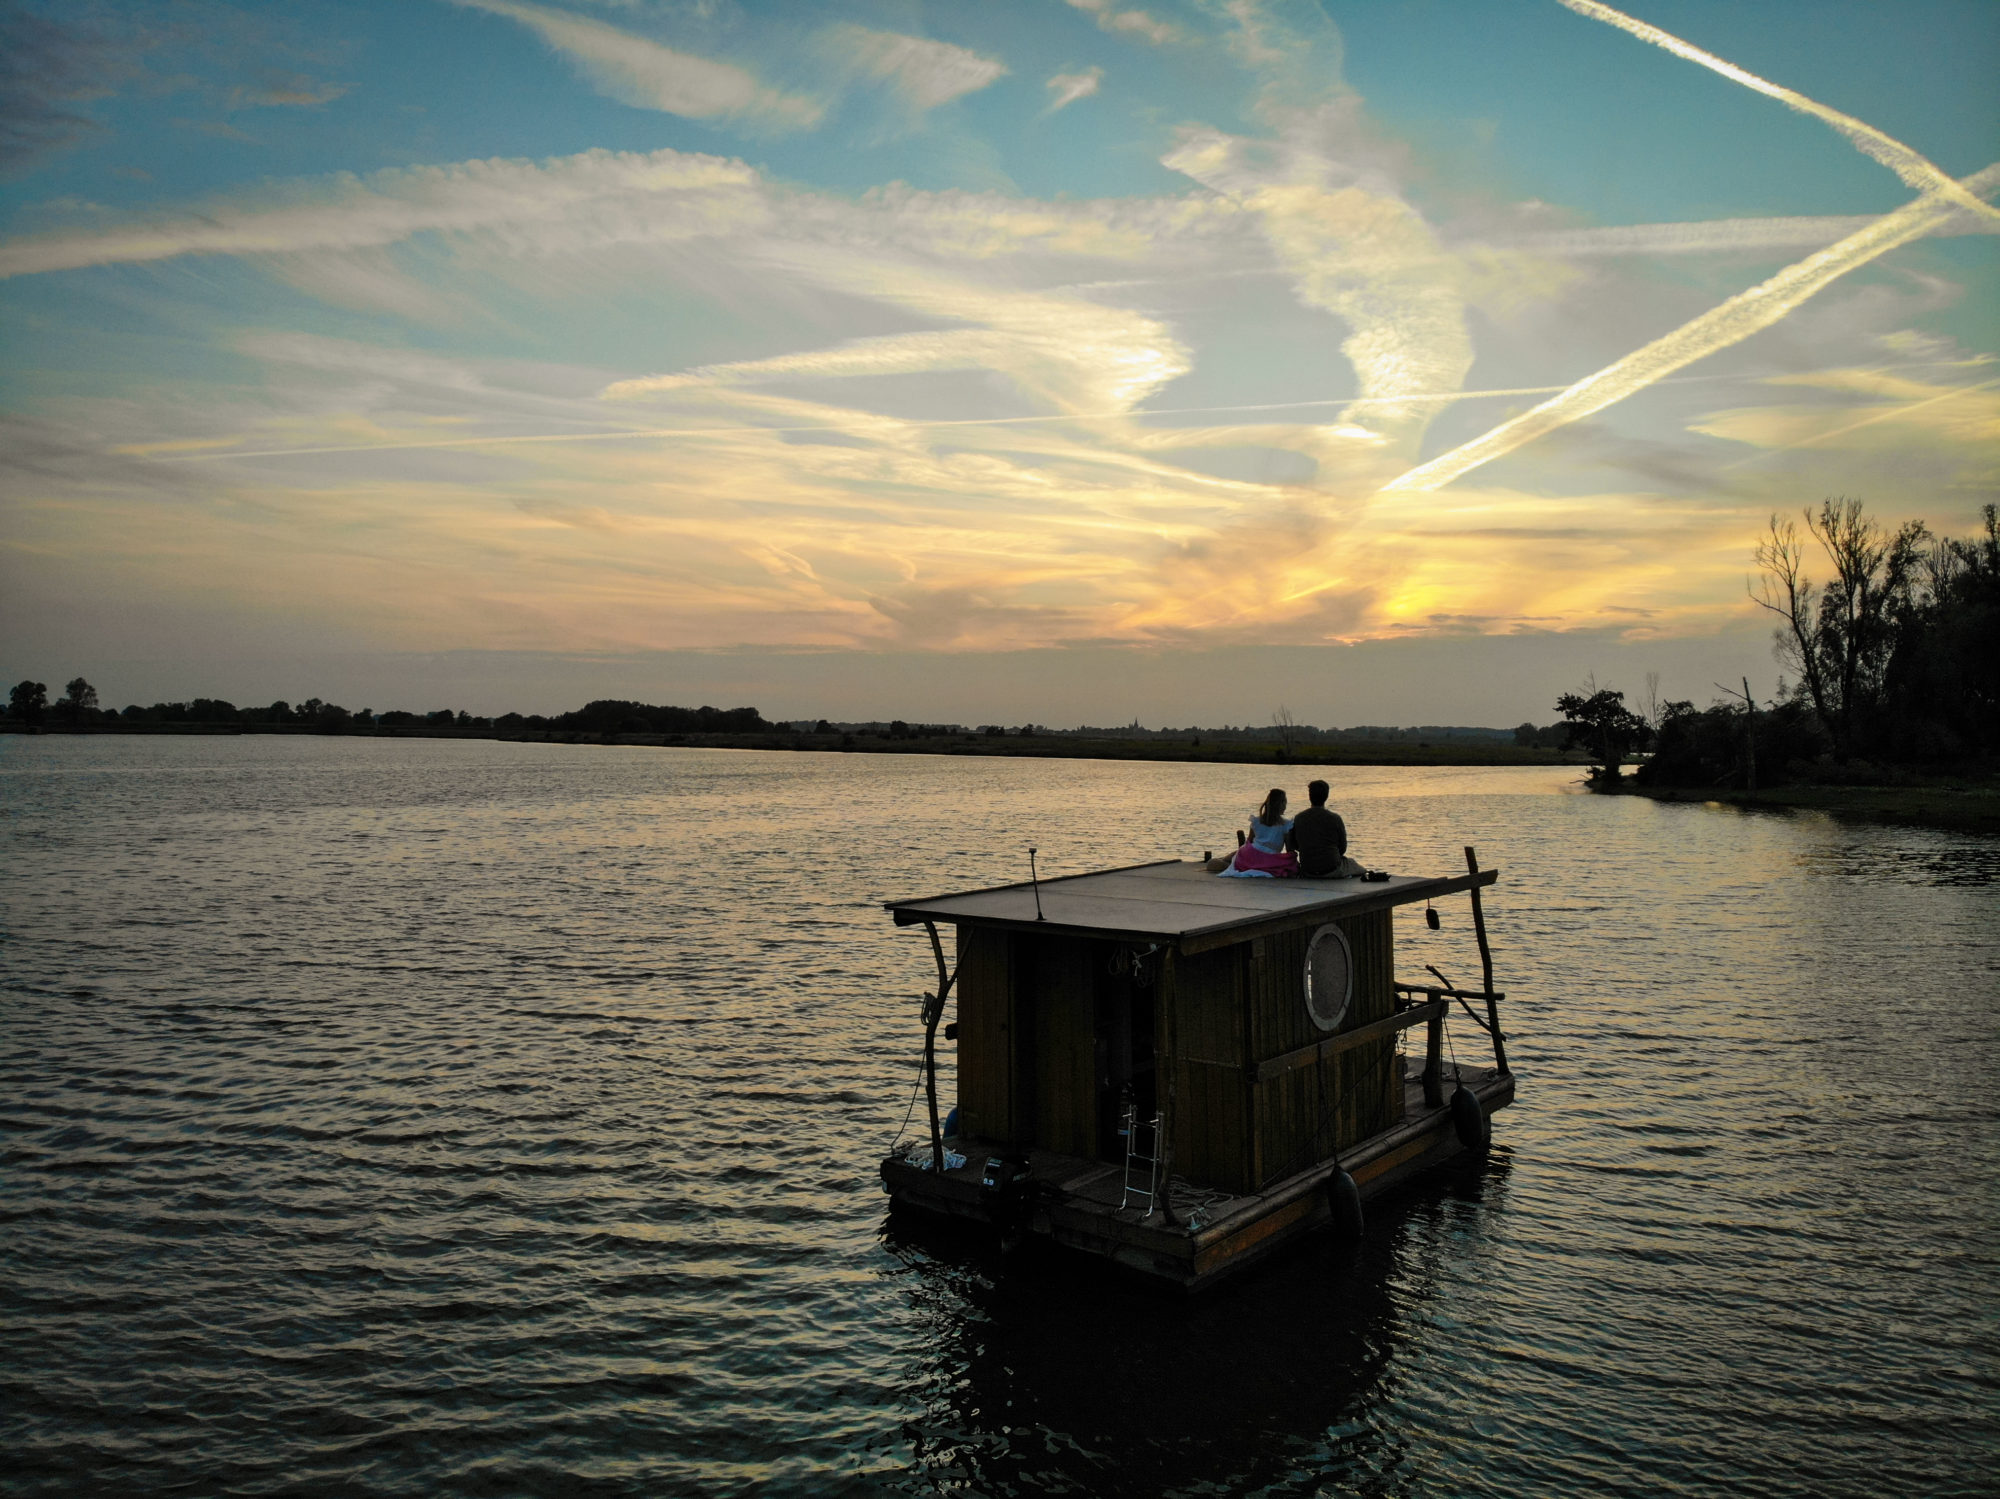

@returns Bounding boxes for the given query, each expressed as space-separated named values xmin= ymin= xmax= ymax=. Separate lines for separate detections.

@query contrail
xmin=145 ymin=360 xmax=1978 ymax=464
xmin=1720 ymin=376 xmax=2000 ymax=469
xmin=1557 ymin=0 xmax=2000 ymax=225
xmin=1381 ymin=163 xmax=2000 ymax=494
xmin=141 ymin=370 xmax=1841 ymax=463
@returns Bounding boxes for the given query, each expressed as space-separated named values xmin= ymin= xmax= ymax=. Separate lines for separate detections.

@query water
xmin=2 ymin=735 xmax=1996 ymax=1497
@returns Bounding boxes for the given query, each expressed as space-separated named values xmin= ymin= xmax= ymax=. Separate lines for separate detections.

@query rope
xmin=887 ymin=1049 xmax=927 ymax=1152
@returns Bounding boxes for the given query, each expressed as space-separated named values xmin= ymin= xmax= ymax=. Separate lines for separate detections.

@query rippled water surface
xmin=3 ymin=735 xmax=1997 ymax=1497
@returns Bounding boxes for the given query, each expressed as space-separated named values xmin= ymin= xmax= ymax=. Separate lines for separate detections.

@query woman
xmin=1218 ymin=788 xmax=1299 ymax=878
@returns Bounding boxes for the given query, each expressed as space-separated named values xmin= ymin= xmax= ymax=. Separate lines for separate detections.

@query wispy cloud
xmin=447 ymin=0 xmax=821 ymax=131
xmin=825 ymin=25 xmax=1006 ymax=113
xmin=1044 ymin=68 xmax=1101 ymax=114
xmin=1064 ymin=0 xmax=1180 ymax=47
xmin=1163 ymin=119 xmax=1474 ymax=461
xmin=0 ymin=6 xmax=134 ymax=174
xmin=605 ymin=263 xmax=1190 ymax=416
xmin=0 ymin=145 xmax=766 ymax=278
xmin=228 ymin=71 xmax=347 ymax=109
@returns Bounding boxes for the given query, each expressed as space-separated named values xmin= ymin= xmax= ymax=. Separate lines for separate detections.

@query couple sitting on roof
xmin=1214 ymin=781 xmax=1364 ymax=880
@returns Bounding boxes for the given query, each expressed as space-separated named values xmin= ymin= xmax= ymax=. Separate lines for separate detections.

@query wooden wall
xmin=959 ymin=911 xmax=1402 ymax=1188
xmin=1027 ymin=936 xmax=1097 ymax=1158
xmin=1247 ymin=910 xmax=1401 ymax=1189
xmin=1164 ymin=910 xmax=1402 ymax=1195
xmin=953 ymin=927 xmax=1097 ymax=1154
xmin=954 ymin=926 xmax=1015 ymax=1144
xmin=1162 ymin=946 xmax=1250 ymax=1191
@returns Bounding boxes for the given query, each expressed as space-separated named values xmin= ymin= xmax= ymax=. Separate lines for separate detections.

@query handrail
xmin=1253 ymin=1000 xmax=1447 ymax=1082
xmin=1392 ymin=981 xmax=1505 ymax=1003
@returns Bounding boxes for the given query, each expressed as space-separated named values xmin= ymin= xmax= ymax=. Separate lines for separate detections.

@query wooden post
xmin=921 ymin=921 xmax=955 ymax=1174
xmin=1462 ymin=847 xmax=1509 ymax=1075
xmin=1422 ymin=990 xmax=1445 ymax=1107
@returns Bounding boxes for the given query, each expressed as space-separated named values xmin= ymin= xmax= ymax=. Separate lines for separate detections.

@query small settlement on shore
xmin=879 ymin=850 xmax=1514 ymax=1290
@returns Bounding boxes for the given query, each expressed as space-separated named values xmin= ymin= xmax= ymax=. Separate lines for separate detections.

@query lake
xmin=3 ymin=735 xmax=1996 ymax=1496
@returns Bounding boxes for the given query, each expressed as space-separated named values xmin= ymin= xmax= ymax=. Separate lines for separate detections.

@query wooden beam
xmin=1392 ymin=981 xmax=1506 ymax=1003
xmin=1253 ymin=1000 xmax=1447 ymax=1083
xmin=1177 ymin=868 xmax=1498 ymax=954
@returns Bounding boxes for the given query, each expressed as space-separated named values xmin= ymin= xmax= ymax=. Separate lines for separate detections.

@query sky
xmin=1 ymin=0 xmax=1995 ymax=726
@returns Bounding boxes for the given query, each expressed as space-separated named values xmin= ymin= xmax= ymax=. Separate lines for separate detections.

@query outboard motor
xmin=980 ymin=1153 xmax=1036 ymax=1249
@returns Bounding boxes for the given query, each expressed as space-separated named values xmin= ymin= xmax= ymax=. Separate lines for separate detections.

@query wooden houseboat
xmin=879 ymin=849 xmax=1514 ymax=1290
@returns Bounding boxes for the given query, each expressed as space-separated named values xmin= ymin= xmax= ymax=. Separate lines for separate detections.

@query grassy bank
xmin=1625 ymin=779 xmax=2000 ymax=837
xmin=6 ymin=720 xmax=1581 ymax=769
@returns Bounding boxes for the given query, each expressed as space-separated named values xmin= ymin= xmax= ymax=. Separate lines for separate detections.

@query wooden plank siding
xmin=1026 ymin=936 xmax=1098 ymax=1159
xmin=1247 ymin=910 xmax=1401 ymax=1189
xmin=1164 ymin=947 xmax=1252 ymax=1193
xmin=967 ymin=913 xmax=1401 ymax=1190
xmin=954 ymin=926 xmax=1015 ymax=1144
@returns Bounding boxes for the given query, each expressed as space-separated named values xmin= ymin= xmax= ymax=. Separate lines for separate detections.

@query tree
xmin=1752 ymin=498 xmax=1927 ymax=762
xmin=1556 ymin=685 xmax=1649 ymax=780
xmin=9 ymin=680 xmax=48 ymax=723
xmin=57 ymin=677 xmax=98 ymax=724
xmin=1273 ymin=703 xmax=1299 ymax=756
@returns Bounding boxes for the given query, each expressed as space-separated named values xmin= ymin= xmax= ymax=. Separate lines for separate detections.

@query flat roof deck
xmin=886 ymin=858 xmax=1496 ymax=953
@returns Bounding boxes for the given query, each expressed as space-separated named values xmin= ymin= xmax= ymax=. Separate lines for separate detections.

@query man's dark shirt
xmin=1288 ymin=804 xmax=1348 ymax=877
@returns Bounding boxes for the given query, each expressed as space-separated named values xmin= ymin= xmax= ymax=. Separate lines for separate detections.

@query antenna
xmin=1029 ymin=847 xmax=1046 ymax=921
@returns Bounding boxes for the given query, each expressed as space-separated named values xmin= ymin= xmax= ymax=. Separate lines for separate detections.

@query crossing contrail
xmin=1556 ymin=0 xmax=1999 ymax=225
xmin=1381 ymin=163 xmax=2000 ymax=493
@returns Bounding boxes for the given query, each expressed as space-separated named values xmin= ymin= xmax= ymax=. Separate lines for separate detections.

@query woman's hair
xmin=1257 ymin=787 xmax=1287 ymax=825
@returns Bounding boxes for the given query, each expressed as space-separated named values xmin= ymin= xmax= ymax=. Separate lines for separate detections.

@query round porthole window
xmin=1304 ymin=924 xmax=1353 ymax=1033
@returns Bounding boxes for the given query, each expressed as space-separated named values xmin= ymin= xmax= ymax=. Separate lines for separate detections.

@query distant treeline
xmin=2 ymin=688 xmax=773 ymax=737
xmin=5 ymin=681 xmax=1527 ymax=746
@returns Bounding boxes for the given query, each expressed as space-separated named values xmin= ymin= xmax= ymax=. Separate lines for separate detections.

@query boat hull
xmin=881 ymin=1063 xmax=1514 ymax=1290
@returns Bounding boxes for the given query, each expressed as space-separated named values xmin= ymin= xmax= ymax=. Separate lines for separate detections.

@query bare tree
xmin=1751 ymin=512 xmax=1833 ymax=735
xmin=1751 ymin=498 xmax=1928 ymax=761
xmin=1272 ymin=703 xmax=1299 ymax=756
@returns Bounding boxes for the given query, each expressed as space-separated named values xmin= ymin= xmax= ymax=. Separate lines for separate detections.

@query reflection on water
xmin=2 ymin=737 xmax=1996 ymax=1497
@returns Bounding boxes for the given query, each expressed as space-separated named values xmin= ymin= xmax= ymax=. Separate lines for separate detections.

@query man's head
xmin=1307 ymin=779 xmax=1329 ymax=806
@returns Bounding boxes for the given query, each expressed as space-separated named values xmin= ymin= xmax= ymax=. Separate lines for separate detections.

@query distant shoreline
xmin=4 ymin=719 xmax=1582 ymax=768
xmin=1622 ymin=780 xmax=2000 ymax=838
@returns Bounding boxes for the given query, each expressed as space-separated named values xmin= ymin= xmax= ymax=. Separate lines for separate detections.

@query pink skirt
xmin=1230 ymin=842 xmax=1299 ymax=877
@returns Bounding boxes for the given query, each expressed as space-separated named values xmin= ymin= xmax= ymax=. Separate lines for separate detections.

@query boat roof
xmin=885 ymin=858 xmax=1495 ymax=954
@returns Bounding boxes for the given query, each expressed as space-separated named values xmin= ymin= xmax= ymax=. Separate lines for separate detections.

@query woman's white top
xmin=1246 ymin=816 xmax=1292 ymax=853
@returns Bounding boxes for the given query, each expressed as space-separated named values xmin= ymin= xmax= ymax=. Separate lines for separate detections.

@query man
xmin=1286 ymin=779 xmax=1348 ymax=878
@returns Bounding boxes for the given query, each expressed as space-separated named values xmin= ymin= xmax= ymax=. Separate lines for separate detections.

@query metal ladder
xmin=1119 ymin=1100 xmax=1164 ymax=1212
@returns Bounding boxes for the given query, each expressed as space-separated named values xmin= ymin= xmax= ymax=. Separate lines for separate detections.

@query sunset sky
xmin=3 ymin=0 xmax=1995 ymax=726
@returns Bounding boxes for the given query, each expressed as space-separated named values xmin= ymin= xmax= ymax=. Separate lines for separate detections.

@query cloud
xmin=0 ymin=7 xmax=133 ymax=174
xmin=825 ymin=25 xmax=1006 ymax=113
xmin=0 ymin=145 xmax=768 ymax=278
xmin=228 ymin=71 xmax=347 ymax=109
xmin=1064 ymin=0 xmax=1180 ymax=47
xmin=603 ymin=267 xmax=1191 ymax=417
xmin=447 ymin=0 xmax=821 ymax=131
xmin=1044 ymin=68 xmax=1101 ymax=114
xmin=1162 ymin=116 xmax=1475 ymax=461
